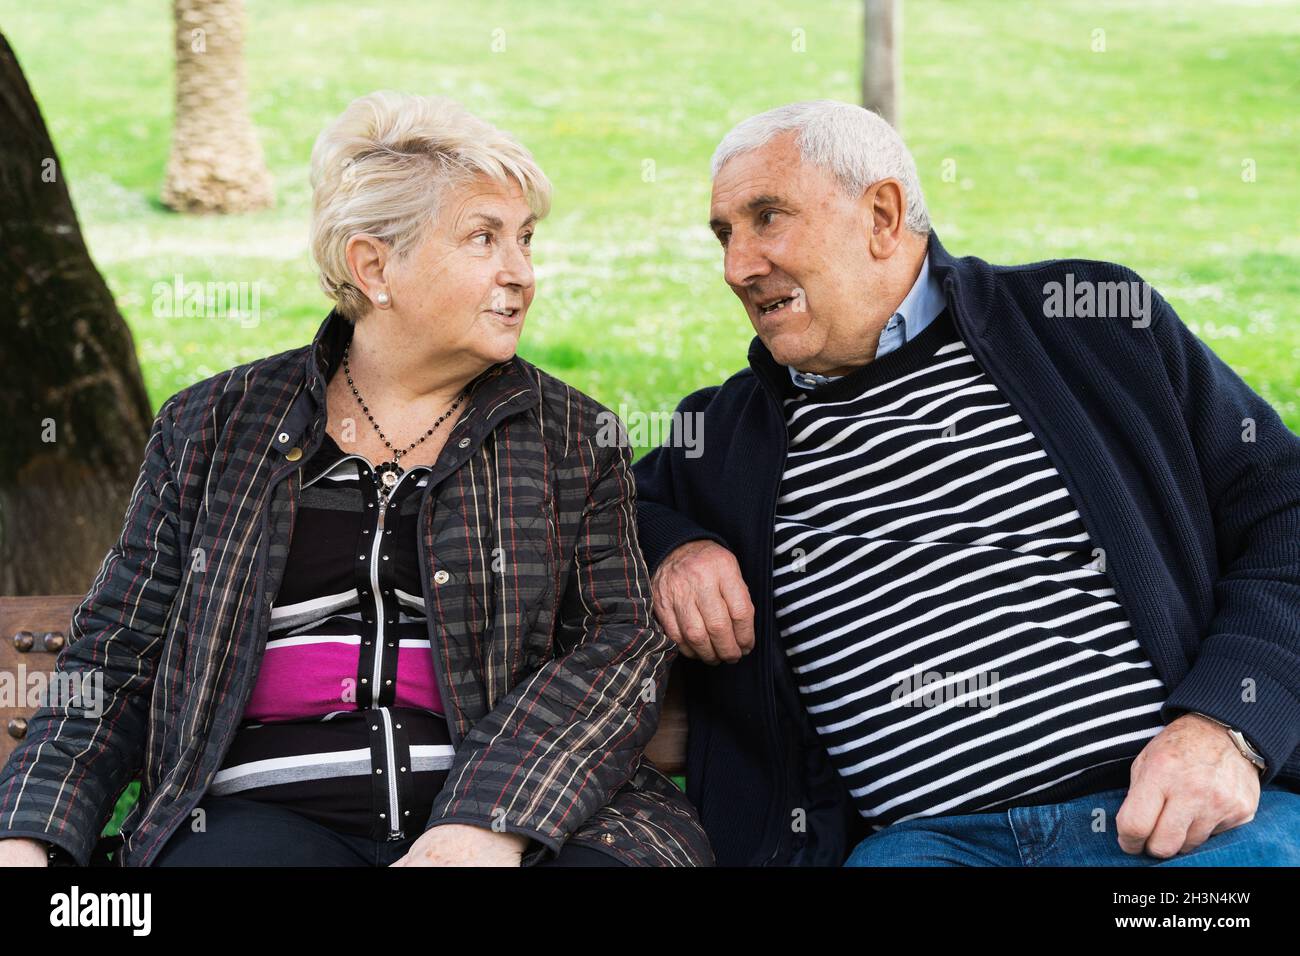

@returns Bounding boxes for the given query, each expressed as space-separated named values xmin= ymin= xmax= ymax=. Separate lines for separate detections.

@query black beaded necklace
xmin=342 ymin=341 xmax=467 ymax=497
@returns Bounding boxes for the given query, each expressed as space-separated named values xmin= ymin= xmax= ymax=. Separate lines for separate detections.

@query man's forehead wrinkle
xmin=710 ymin=175 xmax=789 ymax=222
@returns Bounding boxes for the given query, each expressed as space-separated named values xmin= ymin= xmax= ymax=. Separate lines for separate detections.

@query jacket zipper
xmin=296 ymin=448 xmax=410 ymax=839
xmin=378 ymin=706 xmax=402 ymax=839
xmin=370 ymin=488 xmax=402 ymax=838
xmin=299 ymin=449 xmax=410 ymax=839
xmin=372 ymin=470 xmax=427 ymax=841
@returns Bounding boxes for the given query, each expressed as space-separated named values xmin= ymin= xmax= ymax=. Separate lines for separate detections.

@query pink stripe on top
xmin=245 ymin=638 xmax=442 ymax=722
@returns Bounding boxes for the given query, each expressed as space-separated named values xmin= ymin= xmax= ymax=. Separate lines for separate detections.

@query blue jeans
xmin=845 ymin=784 xmax=1300 ymax=866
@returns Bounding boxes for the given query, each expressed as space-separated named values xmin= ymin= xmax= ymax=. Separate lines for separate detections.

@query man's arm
xmin=632 ymin=387 xmax=755 ymax=664
xmin=423 ymin=435 xmax=675 ymax=865
xmin=1113 ymin=281 xmax=1300 ymax=858
xmin=631 ymin=386 xmax=728 ymax=575
xmin=0 ymin=404 xmax=183 ymax=865
xmin=1147 ymin=284 xmax=1300 ymax=783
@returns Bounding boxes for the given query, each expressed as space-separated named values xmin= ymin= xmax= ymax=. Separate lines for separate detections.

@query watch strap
xmin=1190 ymin=712 xmax=1267 ymax=773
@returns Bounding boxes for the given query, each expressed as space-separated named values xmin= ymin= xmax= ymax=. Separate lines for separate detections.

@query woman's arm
xmin=0 ymin=404 xmax=183 ymax=865
xmin=0 ymin=836 xmax=53 ymax=867
xmin=423 ymin=433 xmax=674 ymax=865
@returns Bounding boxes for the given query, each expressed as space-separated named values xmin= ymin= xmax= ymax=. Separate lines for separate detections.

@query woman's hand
xmin=389 ymin=823 xmax=530 ymax=866
xmin=0 ymin=837 xmax=50 ymax=867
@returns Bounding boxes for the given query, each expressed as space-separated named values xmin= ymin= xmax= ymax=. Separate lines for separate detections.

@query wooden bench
xmin=0 ymin=594 xmax=688 ymax=773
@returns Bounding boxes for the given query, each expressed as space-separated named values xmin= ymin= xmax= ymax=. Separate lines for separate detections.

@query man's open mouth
xmin=490 ymin=306 xmax=520 ymax=318
xmin=758 ymin=296 xmax=795 ymax=317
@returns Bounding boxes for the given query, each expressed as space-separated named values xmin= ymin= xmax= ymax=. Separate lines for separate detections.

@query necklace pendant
xmin=377 ymin=462 xmax=402 ymax=490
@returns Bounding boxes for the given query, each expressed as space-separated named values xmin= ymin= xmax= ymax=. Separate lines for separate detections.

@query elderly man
xmin=633 ymin=100 xmax=1300 ymax=866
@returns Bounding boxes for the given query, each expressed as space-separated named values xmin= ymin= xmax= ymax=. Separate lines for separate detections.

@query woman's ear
xmin=345 ymin=234 xmax=391 ymax=305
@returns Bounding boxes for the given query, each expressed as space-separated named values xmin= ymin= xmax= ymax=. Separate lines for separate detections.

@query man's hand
xmin=1115 ymin=712 xmax=1262 ymax=858
xmin=390 ymin=824 xmax=530 ymax=867
xmin=651 ymin=540 xmax=755 ymax=664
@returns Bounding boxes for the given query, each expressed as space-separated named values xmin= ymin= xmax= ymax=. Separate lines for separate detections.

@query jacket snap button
xmin=458 ymin=438 xmax=470 ymax=448
xmin=433 ymin=569 xmax=450 ymax=585
xmin=278 ymin=432 xmax=289 ymax=444
xmin=285 ymin=446 xmax=302 ymax=462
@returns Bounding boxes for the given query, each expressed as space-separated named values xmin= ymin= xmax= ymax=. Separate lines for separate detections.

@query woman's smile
xmin=484 ymin=305 xmax=524 ymax=327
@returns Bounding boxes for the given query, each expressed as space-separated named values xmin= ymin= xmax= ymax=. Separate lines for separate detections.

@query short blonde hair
xmin=310 ymin=91 xmax=553 ymax=321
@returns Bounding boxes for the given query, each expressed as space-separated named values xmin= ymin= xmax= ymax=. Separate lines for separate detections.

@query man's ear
xmin=866 ymin=179 xmax=907 ymax=257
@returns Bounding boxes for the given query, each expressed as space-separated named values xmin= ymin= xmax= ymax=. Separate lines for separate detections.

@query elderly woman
xmin=0 ymin=92 xmax=713 ymax=867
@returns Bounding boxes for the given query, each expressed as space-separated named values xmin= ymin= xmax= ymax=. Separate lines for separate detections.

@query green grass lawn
xmin=2 ymin=0 xmax=1296 ymax=440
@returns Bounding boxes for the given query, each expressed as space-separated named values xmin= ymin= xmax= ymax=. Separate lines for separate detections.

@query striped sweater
xmin=773 ymin=308 xmax=1167 ymax=827
xmin=633 ymin=230 xmax=1300 ymax=866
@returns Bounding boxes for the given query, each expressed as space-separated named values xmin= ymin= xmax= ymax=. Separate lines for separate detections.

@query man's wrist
xmin=1188 ymin=712 xmax=1267 ymax=774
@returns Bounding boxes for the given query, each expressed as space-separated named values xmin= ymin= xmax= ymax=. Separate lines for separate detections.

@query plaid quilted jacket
xmin=0 ymin=308 xmax=714 ymax=867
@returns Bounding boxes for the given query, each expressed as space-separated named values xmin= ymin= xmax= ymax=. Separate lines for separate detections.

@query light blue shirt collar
xmin=788 ymin=253 xmax=946 ymax=390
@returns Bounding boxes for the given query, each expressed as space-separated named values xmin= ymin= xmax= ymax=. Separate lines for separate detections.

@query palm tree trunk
xmin=162 ymin=0 xmax=274 ymax=213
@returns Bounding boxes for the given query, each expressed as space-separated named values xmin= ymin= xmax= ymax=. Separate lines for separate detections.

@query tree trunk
xmin=162 ymin=0 xmax=274 ymax=213
xmin=862 ymin=0 xmax=902 ymax=130
xmin=0 ymin=32 xmax=155 ymax=595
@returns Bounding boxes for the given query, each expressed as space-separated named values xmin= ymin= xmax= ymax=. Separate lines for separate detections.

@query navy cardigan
xmin=632 ymin=230 xmax=1300 ymax=866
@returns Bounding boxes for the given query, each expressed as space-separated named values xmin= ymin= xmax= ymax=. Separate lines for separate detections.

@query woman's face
xmin=383 ymin=173 xmax=538 ymax=368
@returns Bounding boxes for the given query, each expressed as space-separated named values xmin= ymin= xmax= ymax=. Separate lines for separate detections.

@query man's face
xmin=708 ymin=131 xmax=881 ymax=373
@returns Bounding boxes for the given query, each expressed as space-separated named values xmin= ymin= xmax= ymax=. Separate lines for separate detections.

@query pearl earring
xmin=376 ymin=291 xmax=390 ymax=306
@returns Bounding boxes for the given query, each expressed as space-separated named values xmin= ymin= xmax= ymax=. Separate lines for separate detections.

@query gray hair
xmin=710 ymin=99 xmax=930 ymax=235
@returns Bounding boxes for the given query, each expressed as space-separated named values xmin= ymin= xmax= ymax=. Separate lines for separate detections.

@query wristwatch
xmin=1191 ymin=712 xmax=1267 ymax=774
